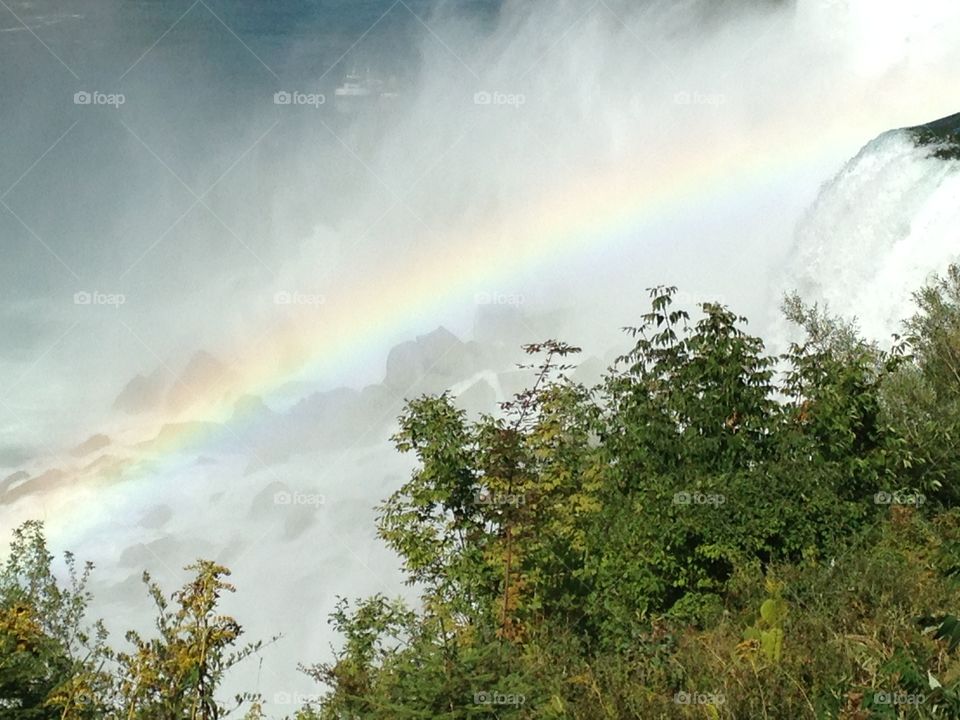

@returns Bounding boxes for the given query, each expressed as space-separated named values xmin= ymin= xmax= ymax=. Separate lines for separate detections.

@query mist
xmin=2 ymin=0 xmax=960 ymax=706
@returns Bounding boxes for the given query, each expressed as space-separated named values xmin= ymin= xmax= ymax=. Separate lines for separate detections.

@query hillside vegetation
xmin=6 ymin=267 xmax=960 ymax=719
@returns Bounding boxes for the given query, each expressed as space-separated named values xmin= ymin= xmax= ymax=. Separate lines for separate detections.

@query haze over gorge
xmin=1 ymin=0 xmax=960 ymax=715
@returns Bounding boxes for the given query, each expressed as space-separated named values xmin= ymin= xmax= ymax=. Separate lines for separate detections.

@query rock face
xmin=0 ymin=471 xmax=29 ymax=499
xmin=71 ymin=434 xmax=111 ymax=458
xmin=137 ymin=422 xmax=222 ymax=454
xmin=245 ymin=384 xmax=405 ymax=469
xmin=235 ymin=326 xmax=521 ymax=470
xmin=119 ymin=536 xmax=214 ymax=569
xmin=908 ymin=112 xmax=960 ymax=160
xmin=384 ymin=327 xmax=479 ymax=395
xmin=166 ymin=351 xmax=234 ymax=413
xmin=456 ymin=377 xmax=498 ymax=416
xmin=113 ymin=370 xmax=166 ymax=414
xmin=1 ymin=469 xmax=67 ymax=506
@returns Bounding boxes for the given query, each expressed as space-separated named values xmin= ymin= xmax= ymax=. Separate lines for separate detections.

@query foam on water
xmin=785 ymin=128 xmax=960 ymax=341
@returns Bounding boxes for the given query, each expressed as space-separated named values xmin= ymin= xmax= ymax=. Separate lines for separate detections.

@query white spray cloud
xmin=2 ymin=0 xmax=960 ymax=706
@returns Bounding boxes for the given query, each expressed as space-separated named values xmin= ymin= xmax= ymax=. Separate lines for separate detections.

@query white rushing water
xmin=786 ymin=128 xmax=960 ymax=342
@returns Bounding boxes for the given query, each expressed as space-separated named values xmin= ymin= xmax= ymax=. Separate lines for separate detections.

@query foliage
xmin=307 ymin=273 xmax=960 ymax=718
xmin=112 ymin=561 xmax=267 ymax=720
xmin=11 ymin=267 xmax=960 ymax=718
xmin=0 ymin=520 xmax=108 ymax=720
xmin=881 ymin=264 xmax=960 ymax=506
xmin=0 ymin=527 xmax=266 ymax=720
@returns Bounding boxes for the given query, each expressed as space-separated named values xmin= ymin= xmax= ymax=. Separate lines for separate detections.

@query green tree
xmin=883 ymin=263 xmax=960 ymax=504
xmin=113 ymin=561 xmax=265 ymax=720
xmin=0 ymin=520 xmax=109 ymax=720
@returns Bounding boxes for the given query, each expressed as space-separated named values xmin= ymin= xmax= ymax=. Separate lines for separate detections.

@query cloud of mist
xmin=2 ymin=0 xmax=960 ymax=703
xmin=3 ymin=0 xmax=960 ymax=437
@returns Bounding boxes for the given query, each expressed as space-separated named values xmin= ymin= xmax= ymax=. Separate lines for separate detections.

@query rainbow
xmin=6 ymin=98 xmax=956 ymax=545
